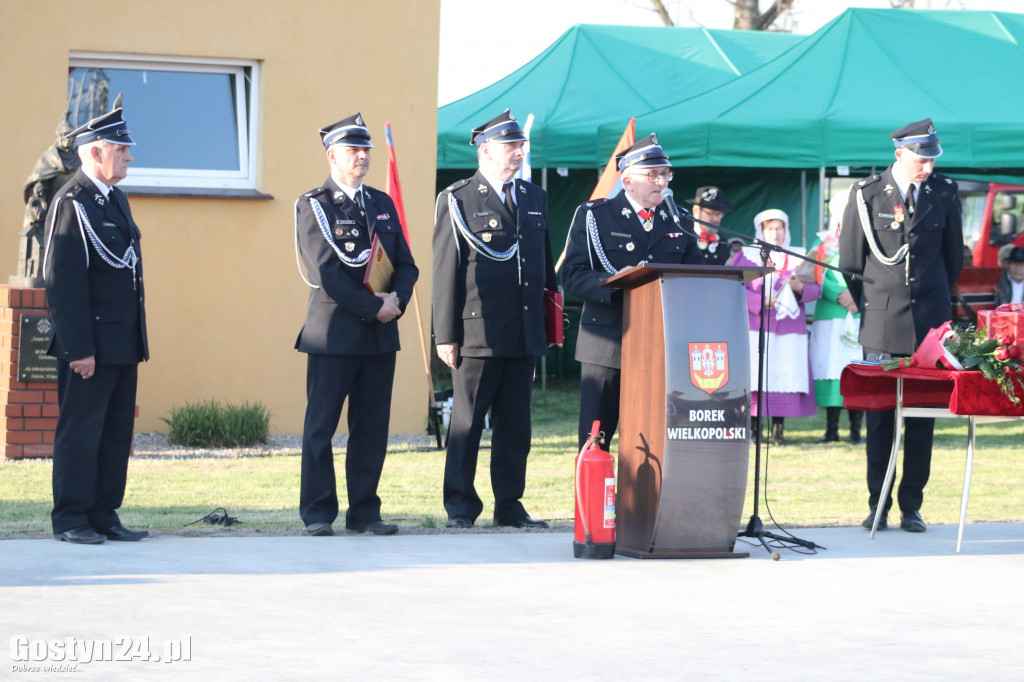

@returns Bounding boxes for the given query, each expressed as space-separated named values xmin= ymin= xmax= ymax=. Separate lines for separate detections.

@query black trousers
xmin=444 ymin=356 xmax=535 ymax=523
xmin=299 ymin=352 xmax=395 ymax=528
xmin=578 ymin=362 xmax=620 ymax=452
xmin=865 ymin=409 xmax=934 ymax=512
xmin=51 ymin=360 xmax=138 ymax=534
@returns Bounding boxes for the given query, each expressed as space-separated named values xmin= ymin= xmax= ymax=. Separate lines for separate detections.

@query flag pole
xmin=385 ymin=122 xmax=443 ymax=448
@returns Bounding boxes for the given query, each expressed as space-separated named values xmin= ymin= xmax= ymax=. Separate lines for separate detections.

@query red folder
xmin=545 ymin=290 xmax=564 ymax=347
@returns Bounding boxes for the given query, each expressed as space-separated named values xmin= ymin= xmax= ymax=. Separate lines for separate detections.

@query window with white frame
xmin=68 ymin=53 xmax=260 ymax=192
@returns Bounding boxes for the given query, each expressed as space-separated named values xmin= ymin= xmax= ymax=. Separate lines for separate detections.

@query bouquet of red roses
xmin=883 ymin=323 xmax=1024 ymax=404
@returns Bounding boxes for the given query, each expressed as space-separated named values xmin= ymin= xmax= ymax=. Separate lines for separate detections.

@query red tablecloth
xmin=840 ymin=363 xmax=1024 ymax=417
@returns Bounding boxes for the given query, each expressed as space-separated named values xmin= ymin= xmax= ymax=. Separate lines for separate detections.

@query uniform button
xmin=909 ymin=277 xmax=916 ymax=283
xmin=523 ymin=305 xmax=529 ymax=311
xmin=911 ymin=299 xmax=916 ymax=304
xmin=523 ymin=281 xmax=529 ymax=286
xmin=521 ymin=257 xmax=526 ymax=263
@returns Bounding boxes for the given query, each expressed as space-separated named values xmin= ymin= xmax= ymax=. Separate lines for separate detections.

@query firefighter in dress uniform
xmin=294 ymin=113 xmax=419 ymax=537
xmin=561 ymin=133 xmax=702 ymax=450
xmin=432 ymin=109 xmax=557 ymax=529
xmin=43 ymin=107 xmax=149 ymax=544
xmin=839 ymin=117 xmax=964 ymax=534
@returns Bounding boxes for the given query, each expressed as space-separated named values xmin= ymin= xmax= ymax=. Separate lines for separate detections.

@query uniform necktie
xmin=906 ymin=183 xmax=916 ymax=216
xmin=353 ymin=189 xmax=363 ymax=210
xmin=503 ymin=181 xmax=516 ymax=218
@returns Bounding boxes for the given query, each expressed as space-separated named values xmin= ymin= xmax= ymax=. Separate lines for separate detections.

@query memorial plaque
xmin=18 ymin=314 xmax=57 ymax=382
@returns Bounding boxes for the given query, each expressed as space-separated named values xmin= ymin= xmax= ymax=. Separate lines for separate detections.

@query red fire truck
xmin=953 ymin=181 xmax=1024 ymax=323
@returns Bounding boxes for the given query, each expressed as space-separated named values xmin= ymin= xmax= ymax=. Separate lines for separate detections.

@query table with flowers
xmin=841 ymin=356 xmax=1024 ymax=552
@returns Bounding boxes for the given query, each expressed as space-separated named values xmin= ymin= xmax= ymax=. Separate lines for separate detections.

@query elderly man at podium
xmin=561 ymin=133 xmax=702 ymax=451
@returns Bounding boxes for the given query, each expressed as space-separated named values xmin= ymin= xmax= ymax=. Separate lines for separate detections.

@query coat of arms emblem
xmin=689 ymin=342 xmax=729 ymax=395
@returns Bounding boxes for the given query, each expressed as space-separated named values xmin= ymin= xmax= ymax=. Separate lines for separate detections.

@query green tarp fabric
xmin=602 ymin=8 xmax=1024 ymax=170
xmin=437 ymin=24 xmax=802 ymax=169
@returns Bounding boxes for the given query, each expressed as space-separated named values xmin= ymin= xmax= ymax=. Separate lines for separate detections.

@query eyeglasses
xmin=639 ymin=170 xmax=673 ymax=183
xmin=865 ymin=352 xmax=892 ymax=363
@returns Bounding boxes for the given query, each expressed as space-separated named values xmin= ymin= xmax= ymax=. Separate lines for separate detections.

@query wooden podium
xmin=604 ymin=263 xmax=770 ymax=558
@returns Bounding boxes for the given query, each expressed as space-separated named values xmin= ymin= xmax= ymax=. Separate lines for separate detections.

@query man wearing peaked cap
xmin=432 ymin=109 xmax=557 ymax=529
xmin=686 ymin=185 xmax=734 ymax=266
xmin=294 ymin=113 xmax=418 ymax=537
xmin=42 ymin=106 xmax=149 ymax=544
xmin=561 ymin=132 xmax=701 ymax=450
xmin=839 ymin=117 xmax=963 ymax=534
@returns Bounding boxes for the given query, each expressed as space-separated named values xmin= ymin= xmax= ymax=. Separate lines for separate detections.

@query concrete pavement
xmin=2 ymin=523 xmax=1023 ymax=681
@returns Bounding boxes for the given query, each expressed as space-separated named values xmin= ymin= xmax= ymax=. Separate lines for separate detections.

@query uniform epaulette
xmin=930 ymin=172 xmax=956 ymax=187
xmin=303 ymin=186 xmax=329 ymax=199
xmin=856 ymin=175 xmax=881 ymax=188
xmin=446 ymin=178 xmax=471 ymax=192
xmin=585 ymin=197 xmax=613 ymax=208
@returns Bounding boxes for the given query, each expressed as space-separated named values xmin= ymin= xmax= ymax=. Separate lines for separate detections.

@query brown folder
xmin=363 ymin=234 xmax=394 ymax=294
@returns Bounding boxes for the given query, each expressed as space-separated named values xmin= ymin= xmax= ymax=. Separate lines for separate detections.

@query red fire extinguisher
xmin=574 ymin=420 xmax=616 ymax=559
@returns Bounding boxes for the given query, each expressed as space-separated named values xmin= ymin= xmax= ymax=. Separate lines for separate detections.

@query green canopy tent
xmin=437 ymin=23 xmax=803 ymax=170
xmin=598 ymin=8 xmax=1024 ymax=246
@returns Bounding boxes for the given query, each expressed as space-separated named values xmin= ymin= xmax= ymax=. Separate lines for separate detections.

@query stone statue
xmin=12 ymin=111 xmax=80 ymax=287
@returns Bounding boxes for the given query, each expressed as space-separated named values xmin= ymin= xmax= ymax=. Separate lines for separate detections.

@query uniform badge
xmin=642 ymin=220 xmax=653 ymax=232
xmin=351 ymin=228 xmax=360 ymax=237
xmin=488 ymin=218 xmax=498 ymax=228
xmin=355 ymin=114 xmax=364 ymax=126
xmin=626 ymin=242 xmax=635 ymax=252
xmin=345 ymin=242 xmax=355 ymax=252
xmin=333 ymin=191 xmax=346 ymax=202
xmin=482 ymin=232 xmax=493 ymax=243
xmin=690 ymin=342 xmax=730 ymax=395
xmin=94 ymin=194 xmax=105 ymax=206
xmin=884 ymin=184 xmax=894 ymax=195
xmin=925 ymin=185 xmax=933 ymax=194
xmin=659 ymin=209 xmax=668 ymax=220
xmin=335 ymin=228 xmax=345 ymax=236
xmin=621 ymin=207 xmax=632 ymax=218
xmin=477 ymin=184 xmax=488 ymax=194
xmin=519 ymin=185 xmax=526 ymax=194
xmin=376 ymin=213 xmax=390 ymax=221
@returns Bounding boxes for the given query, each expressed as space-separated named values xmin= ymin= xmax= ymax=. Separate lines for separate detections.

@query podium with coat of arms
xmin=603 ymin=263 xmax=772 ymax=558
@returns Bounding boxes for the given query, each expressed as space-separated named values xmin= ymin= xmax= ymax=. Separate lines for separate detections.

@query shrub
xmin=162 ymin=399 xmax=271 ymax=447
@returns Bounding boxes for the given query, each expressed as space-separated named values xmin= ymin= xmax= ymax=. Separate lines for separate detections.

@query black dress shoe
xmin=347 ymin=520 xmax=399 ymax=536
xmin=445 ymin=516 xmax=473 ymax=529
xmin=861 ymin=507 xmax=887 ymax=530
xmin=54 ymin=526 xmax=106 ymax=544
xmin=496 ymin=515 xmax=549 ymax=529
xmin=99 ymin=524 xmax=149 ymax=541
xmin=305 ymin=522 xmax=333 ymax=536
xmin=900 ymin=510 xmax=926 ymax=533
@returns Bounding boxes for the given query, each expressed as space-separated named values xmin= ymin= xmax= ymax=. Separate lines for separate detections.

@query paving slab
xmin=2 ymin=523 xmax=1023 ymax=681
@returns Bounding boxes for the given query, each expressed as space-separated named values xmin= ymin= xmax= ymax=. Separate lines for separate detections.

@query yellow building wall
xmin=0 ymin=0 xmax=440 ymax=434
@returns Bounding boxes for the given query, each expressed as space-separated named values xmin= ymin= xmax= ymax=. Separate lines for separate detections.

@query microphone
xmin=660 ymin=188 xmax=687 ymax=225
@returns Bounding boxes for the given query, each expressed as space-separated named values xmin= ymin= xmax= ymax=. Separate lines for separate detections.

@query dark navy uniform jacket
xmin=44 ymin=169 xmax=148 ymax=365
xmin=839 ymin=164 xmax=964 ymax=355
xmin=295 ymin=177 xmax=418 ymax=355
xmin=432 ymin=171 xmax=556 ymax=358
xmin=560 ymin=191 xmax=701 ymax=369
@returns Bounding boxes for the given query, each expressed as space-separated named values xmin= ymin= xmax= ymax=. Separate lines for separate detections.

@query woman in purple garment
xmin=731 ymin=209 xmax=820 ymax=445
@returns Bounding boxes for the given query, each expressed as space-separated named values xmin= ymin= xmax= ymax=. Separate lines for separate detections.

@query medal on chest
xmin=892 ymin=205 xmax=905 ymax=230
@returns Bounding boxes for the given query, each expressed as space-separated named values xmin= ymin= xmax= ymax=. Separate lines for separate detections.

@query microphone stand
xmin=660 ymin=189 xmax=872 ymax=559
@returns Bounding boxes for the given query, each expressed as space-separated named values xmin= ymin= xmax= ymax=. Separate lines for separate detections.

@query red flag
xmin=384 ymin=121 xmax=411 ymax=245
xmin=590 ymin=118 xmax=635 ymax=200
xmin=555 ymin=118 xmax=636 ymax=272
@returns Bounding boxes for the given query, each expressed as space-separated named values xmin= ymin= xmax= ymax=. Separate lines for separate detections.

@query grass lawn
xmin=2 ymin=378 xmax=1022 ymax=536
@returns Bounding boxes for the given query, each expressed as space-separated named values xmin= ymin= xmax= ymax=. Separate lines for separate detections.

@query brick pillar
xmin=1 ymin=285 xmax=58 ymax=458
